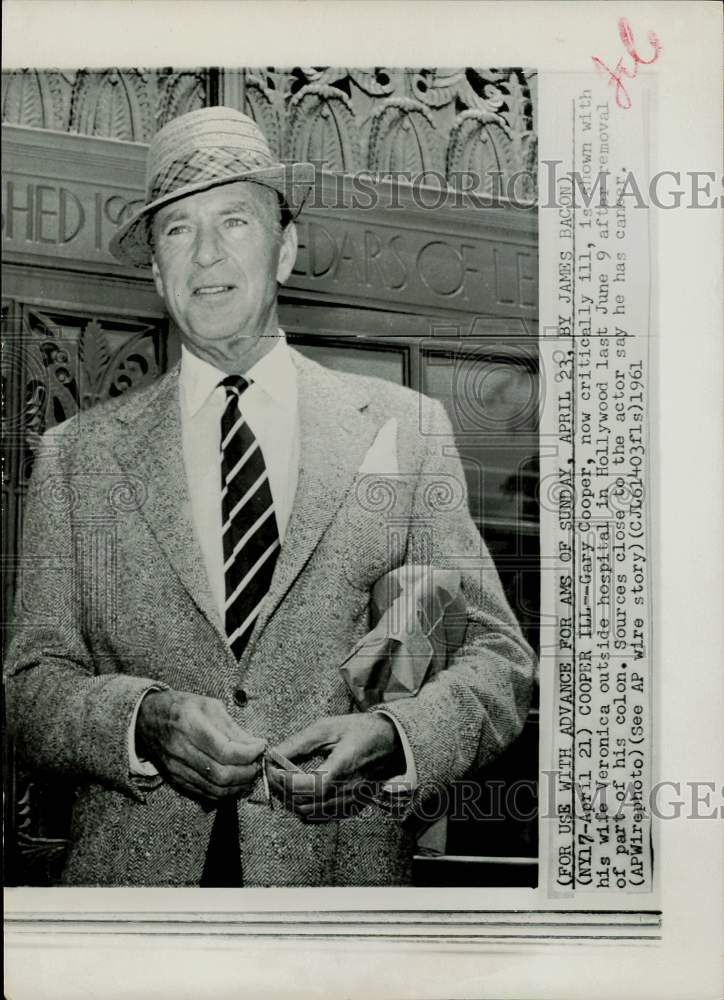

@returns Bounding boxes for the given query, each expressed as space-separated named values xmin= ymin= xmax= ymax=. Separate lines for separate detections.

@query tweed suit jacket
xmin=5 ymin=347 xmax=536 ymax=887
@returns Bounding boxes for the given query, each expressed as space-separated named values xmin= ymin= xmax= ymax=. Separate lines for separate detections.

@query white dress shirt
xmin=180 ymin=334 xmax=299 ymax=618
xmin=128 ymin=332 xmax=416 ymax=787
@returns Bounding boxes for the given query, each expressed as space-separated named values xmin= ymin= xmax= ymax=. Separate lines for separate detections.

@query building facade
xmin=2 ymin=67 xmax=539 ymax=886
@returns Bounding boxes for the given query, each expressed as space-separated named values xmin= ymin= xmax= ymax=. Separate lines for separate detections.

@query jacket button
xmin=233 ymin=688 xmax=248 ymax=707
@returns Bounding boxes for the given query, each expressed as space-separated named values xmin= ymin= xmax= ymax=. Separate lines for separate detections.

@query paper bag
xmin=339 ymin=565 xmax=467 ymax=711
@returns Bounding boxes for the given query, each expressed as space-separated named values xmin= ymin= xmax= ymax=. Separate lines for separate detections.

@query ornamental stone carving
xmin=70 ymin=69 xmax=154 ymax=141
xmin=3 ymin=306 xmax=164 ymax=460
xmin=287 ymin=85 xmax=361 ymax=173
xmin=1 ymin=69 xmax=67 ymax=130
xmin=2 ymin=66 xmax=537 ymax=198
xmin=366 ymin=98 xmax=445 ymax=176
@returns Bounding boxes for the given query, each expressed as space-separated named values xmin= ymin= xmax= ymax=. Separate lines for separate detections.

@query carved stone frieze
xmin=287 ymin=85 xmax=361 ymax=172
xmin=243 ymin=73 xmax=284 ymax=160
xmin=279 ymin=67 xmax=537 ymax=196
xmin=2 ymin=69 xmax=209 ymax=142
xmin=2 ymin=306 xmax=165 ymax=478
xmin=367 ymin=98 xmax=445 ymax=176
xmin=1 ymin=69 xmax=68 ymax=130
xmin=20 ymin=307 xmax=163 ymax=438
xmin=70 ymin=69 xmax=155 ymax=142
xmin=2 ymin=66 xmax=537 ymax=198
xmin=447 ymin=110 xmax=515 ymax=195
xmin=156 ymin=70 xmax=208 ymax=130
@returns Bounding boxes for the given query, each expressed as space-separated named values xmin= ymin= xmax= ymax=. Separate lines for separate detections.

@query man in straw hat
xmin=5 ymin=106 xmax=535 ymax=887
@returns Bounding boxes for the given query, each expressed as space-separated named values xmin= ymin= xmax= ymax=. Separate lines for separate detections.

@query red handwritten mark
xmin=592 ymin=18 xmax=661 ymax=109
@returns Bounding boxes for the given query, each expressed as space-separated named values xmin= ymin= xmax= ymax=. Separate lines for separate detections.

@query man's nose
xmin=192 ymin=224 xmax=225 ymax=267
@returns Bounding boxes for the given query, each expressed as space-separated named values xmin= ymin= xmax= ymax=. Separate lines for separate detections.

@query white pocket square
xmin=358 ymin=418 xmax=399 ymax=476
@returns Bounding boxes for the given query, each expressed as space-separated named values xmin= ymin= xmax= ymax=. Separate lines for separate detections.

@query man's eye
xmin=224 ymin=217 xmax=248 ymax=228
xmin=165 ymin=224 xmax=191 ymax=237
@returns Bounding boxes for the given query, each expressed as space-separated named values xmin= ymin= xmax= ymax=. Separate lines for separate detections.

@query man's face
xmin=151 ymin=181 xmax=297 ymax=371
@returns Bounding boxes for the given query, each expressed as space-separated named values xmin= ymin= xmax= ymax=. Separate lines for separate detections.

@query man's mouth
xmin=192 ymin=285 xmax=235 ymax=296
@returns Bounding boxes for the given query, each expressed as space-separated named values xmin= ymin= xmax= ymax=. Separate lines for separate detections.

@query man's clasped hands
xmin=136 ymin=689 xmax=405 ymax=820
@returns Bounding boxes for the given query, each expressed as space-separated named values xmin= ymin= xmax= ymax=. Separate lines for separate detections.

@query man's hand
xmin=267 ymin=713 xmax=405 ymax=821
xmin=135 ymin=689 xmax=266 ymax=802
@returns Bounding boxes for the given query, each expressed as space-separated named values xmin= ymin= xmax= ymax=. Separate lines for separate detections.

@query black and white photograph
xmin=3 ymin=64 xmax=540 ymax=890
xmin=2 ymin=3 xmax=722 ymax=1000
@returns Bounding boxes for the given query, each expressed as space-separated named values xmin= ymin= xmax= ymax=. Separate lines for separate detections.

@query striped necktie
xmin=201 ymin=374 xmax=279 ymax=888
xmin=219 ymin=374 xmax=281 ymax=658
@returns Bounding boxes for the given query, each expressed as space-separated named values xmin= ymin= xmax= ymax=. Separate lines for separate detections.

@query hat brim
xmin=109 ymin=162 xmax=316 ymax=268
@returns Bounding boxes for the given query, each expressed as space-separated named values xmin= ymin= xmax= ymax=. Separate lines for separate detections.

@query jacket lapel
xmin=243 ymin=350 xmax=378 ymax=652
xmin=111 ymin=366 xmax=234 ymax=659
xmin=110 ymin=351 xmax=379 ymax=664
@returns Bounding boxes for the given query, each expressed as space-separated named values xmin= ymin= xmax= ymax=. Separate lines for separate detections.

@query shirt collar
xmin=180 ymin=331 xmax=297 ymax=417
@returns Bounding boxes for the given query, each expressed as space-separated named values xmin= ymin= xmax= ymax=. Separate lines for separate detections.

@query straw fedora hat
xmin=109 ymin=106 xmax=316 ymax=268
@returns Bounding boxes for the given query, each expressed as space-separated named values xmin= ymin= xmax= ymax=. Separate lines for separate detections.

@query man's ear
xmin=151 ymin=257 xmax=165 ymax=300
xmin=276 ymin=222 xmax=298 ymax=285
